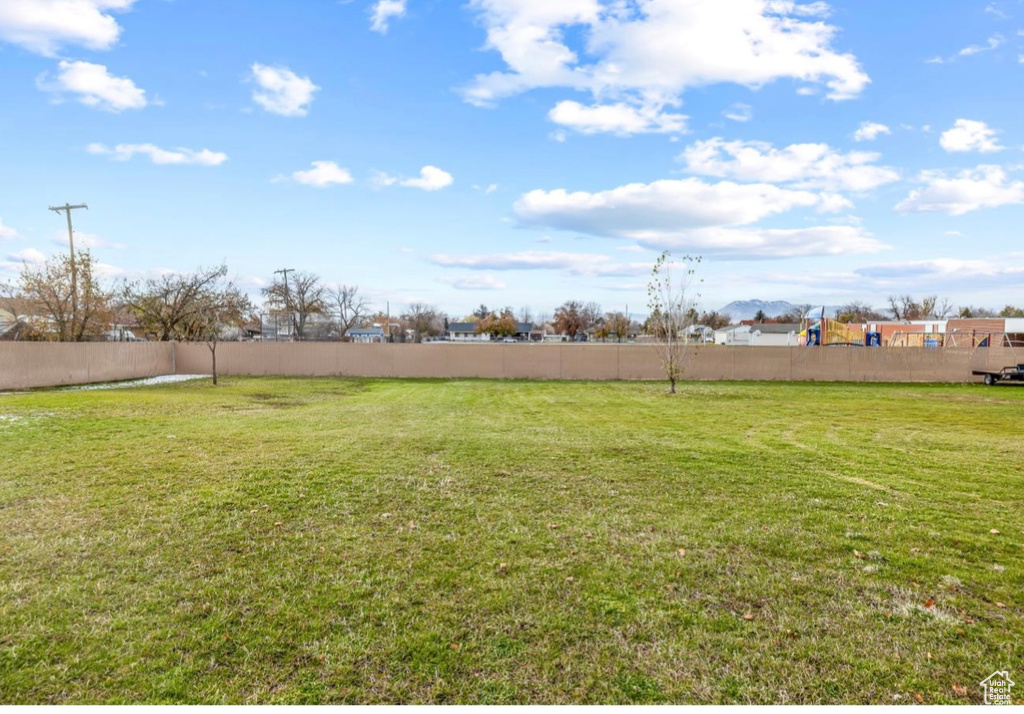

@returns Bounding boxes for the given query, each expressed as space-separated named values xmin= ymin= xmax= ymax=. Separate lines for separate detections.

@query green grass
xmin=0 ymin=377 xmax=1022 ymax=704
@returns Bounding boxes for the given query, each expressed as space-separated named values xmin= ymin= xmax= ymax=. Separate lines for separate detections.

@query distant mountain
xmin=717 ymin=300 xmax=845 ymax=322
xmin=718 ymin=300 xmax=800 ymax=322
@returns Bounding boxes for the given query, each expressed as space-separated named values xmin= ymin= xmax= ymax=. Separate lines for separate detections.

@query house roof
xmin=449 ymin=322 xmax=533 ymax=333
xmin=751 ymin=323 xmax=801 ymax=334
xmin=347 ymin=326 xmax=385 ymax=336
xmin=716 ymin=324 xmax=751 ymax=334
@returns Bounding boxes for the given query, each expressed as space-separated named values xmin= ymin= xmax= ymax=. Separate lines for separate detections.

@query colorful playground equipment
xmin=800 ymin=315 xmax=871 ymax=346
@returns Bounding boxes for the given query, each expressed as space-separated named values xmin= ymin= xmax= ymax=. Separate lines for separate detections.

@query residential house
xmin=749 ymin=323 xmax=801 ymax=346
xmin=346 ymin=326 xmax=387 ymax=344
xmin=714 ymin=324 xmax=751 ymax=346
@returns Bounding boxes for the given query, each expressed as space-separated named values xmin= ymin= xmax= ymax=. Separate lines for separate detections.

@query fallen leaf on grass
xmin=924 ymin=599 xmax=935 ymax=609
xmin=274 ymin=522 xmax=283 ymax=527
xmin=990 ymin=529 xmax=1001 ymax=535
xmin=913 ymin=692 xmax=924 ymax=704
xmin=995 ymin=602 xmax=1007 ymax=609
xmin=677 ymin=548 xmax=686 ymax=556
xmin=565 ymin=576 xmax=575 ymax=583
xmin=743 ymin=613 xmax=756 ymax=621
xmin=854 ymin=550 xmax=868 ymax=560
xmin=450 ymin=643 xmax=461 ymax=650
xmin=952 ymin=684 xmax=967 ymax=697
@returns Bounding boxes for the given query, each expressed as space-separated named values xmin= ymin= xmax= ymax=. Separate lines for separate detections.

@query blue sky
xmin=1 ymin=0 xmax=1023 ymax=319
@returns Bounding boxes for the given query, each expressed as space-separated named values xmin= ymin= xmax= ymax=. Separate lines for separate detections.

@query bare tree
xmin=402 ymin=303 xmax=442 ymax=342
xmin=835 ymin=301 xmax=886 ymax=323
xmin=262 ymin=271 xmax=326 ymax=340
xmin=888 ymin=294 xmax=951 ymax=320
xmin=194 ymin=282 xmax=253 ymax=385
xmin=647 ymin=251 xmax=702 ymax=394
xmin=326 ymin=284 xmax=370 ymax=340
xmin=10 ymin=250 xmax=111 ymax=341
xmin=123 ymin=265 xmax=233 ymax=341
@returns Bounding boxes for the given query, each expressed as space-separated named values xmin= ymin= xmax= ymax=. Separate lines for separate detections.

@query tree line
xmin=2 ymin=250 xmax=1021 ymax=347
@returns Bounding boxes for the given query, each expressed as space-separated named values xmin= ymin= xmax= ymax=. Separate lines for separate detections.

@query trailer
xmin=972 ymin=364 xmax=1024 ymax=386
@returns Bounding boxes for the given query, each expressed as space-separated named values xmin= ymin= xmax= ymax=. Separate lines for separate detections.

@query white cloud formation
xmin=283 ymin=161 xmax=354 ymax=187
xmin=939 ymin=119 xmax=1004 ymax=153
xmin=853 ymin=121 xmax=890 ymax=142
xmin=895 ymin=165 xmax=1024 ymax=216
xmin=928 ymin=35 xmax=1004 ymax=64
xmin=856 ymin=257 xmax=1024 ymax=288
xmin=548 ymin=100 xmax=687 ymax=135
xmin=0 ymin=0 xmax=135 ymax=56
xmin=723 ymin=103 xmax=753 ymax=122
xmin=370 ymin=0 xmax=407 ymax=33
xmin=462 ymin=0 xmax=869 ymax=134
xmin=6 ymin=247 xmax=47 ymax=266
xmin=511 ymin=177 xmax=886 ymax=258
xmin=49 ymin=230 xmax=123 ymax=250
xmin=250 ymin=63 xmax=319 ymax=117
xmin=958 ymin=34 xmax=1004 ymax=57
xmin=440 ymin=274 xmax=509 ymax=290
xmin=376 ymin=166 xmax=454 ymax=191
xmin=431 ymin=250 xmax=653 ymax=276
xmin=516 ymin=178 xmax=824 ymax=233
xmin=0 ymin=219 xmax=22 ymax=241
xmin=86 ymin=143 xmax=227 ymax=166
xmin=633 ymin=225 xmax=885 ymax=259
xmin=679 ymin=138 xmax=900 ymax=192
xmin=38 ymin=60 xmax=146 ymax=112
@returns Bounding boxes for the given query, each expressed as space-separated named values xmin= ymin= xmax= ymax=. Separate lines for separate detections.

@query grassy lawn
xmin=0 ymin=377 xmax=1021 ymax=704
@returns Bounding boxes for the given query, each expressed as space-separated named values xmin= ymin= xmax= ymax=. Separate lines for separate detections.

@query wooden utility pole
xmin=48 ymin=203 xmax=88 ymax=339
xmin=274 ymin=268 xmax=295 ymax=340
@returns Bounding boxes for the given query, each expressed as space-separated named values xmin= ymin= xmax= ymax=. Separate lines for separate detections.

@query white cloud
xmin=856 ymin=258 xmax=1024 ymax=287
xmin=853 ymin=121 xmax=891 ymax=142
xmin=516 ymin=177 xmax=824 ymax=233
xmin=370 ymin=0 xmax=407 ymax=33
xmin=376 ymin=166 xmax=454 ymax=191
xmin=49 ymin=230 xmax=123 ymax=250
xmin=895 ymin=165 xmax=1024 ymax=216
xmin=250 ymin=63 xmax=319 ymax=117
xmin=630 ymin=225 xmax=885 ymax=259
xmin=511 ymin=177 xmax=886 ymax=258
xmin=432 ymin=250 xmax=616 ymax=274
xmin=6 ymin=248 xmax=47 ymax=266
xmin=283 ymin=161 xmax=354 ymax=187
xmin=548 ymin=100 xmax=687 ymax=136
xmin=0 ymin=0 xmax=135 ymax=56
xmin=462 ymin=0 xmax=869 ymax=126
xmin=723 ymin=103 xmax=753 ymax=123
xmin=38 ymin=60 xmax=146 ymax=112
xmin=928 ymin=35 xmax=1005 ymax=64
xmin=432 ymin=250 xmax=660 ymax=277
xmin=440 ymin=274 xmax=509 ymax=290
xmin=0 ymin=219 xmax=22 ymax=241
xmin=939 ymin=119 xmax=1004 ymax=153
xmin=86 ymin=143 xmax=227 ymax=166
xmin=959 ymin=34 xmax=1003 ymax=56
xmin=678 ymin=138 xmax=900 ymax=192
